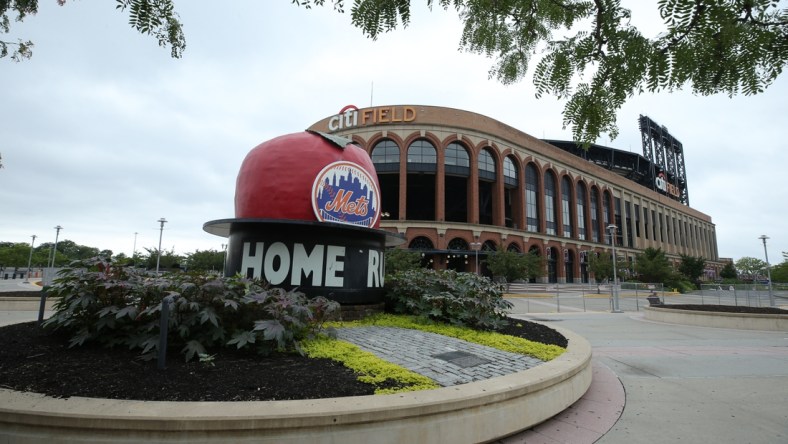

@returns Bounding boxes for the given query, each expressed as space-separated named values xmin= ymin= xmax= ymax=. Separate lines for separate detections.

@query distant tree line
xmin=0 ymin=240 xmax=225 ymax=273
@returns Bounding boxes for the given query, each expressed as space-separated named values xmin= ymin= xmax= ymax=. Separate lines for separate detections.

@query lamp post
xmin=155 ymin=218 xmax=167 ymax=275
xmin=470 ymin=242 xmax=482 ymax=275
xmin=607 ymin=224 xmax=622 ymax=313
xmin=221 ymin=243 xmax=228 ymax=275
xmin=24 ymin=234 xmax=36 ymax=283
xmin=132 ymin=232 xmax=138 ymax=267
xmin=758 ymin=235 xmax=775 ymax=307
xmin=49 ymin=225 xmax=62 ymax=268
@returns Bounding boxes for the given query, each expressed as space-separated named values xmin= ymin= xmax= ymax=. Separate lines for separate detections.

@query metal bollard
xmin=157 ymin=296 xmax=173 ymax=370
xmin=37 ymin=292 xmax=47 ymax=325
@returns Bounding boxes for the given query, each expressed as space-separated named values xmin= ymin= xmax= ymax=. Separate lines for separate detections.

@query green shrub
xmin=43 ymin=257 xmax=339 ymax=361
xmin=384 ymin=269 xmax=512 ymax=330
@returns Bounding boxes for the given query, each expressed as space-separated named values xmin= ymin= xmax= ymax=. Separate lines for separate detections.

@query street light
xmin=221 ymin=243 xmax=228 ymax=275
xmin=49 ymin=225 xmax=62 ymax=268
xmin=132 ymin=232 xmax=138 ymax=267
xmin=155 ymin=218 xmax=167 ymax=275
xmin=24 ymin=235 xmax=36 ymax=283
xmin=758 ymin=235 xmax=775 ymax=307
xmin=470 ymin=241 xmax=482 ymax=275
xmin=607 ymin=224 xmax=622 ymax=313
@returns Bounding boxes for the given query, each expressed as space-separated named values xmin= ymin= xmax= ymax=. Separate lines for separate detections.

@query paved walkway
xmin=336 ymin=326 xmax=543 ymax=386
xmin=2 ymin=284 xmax=787 ymax=443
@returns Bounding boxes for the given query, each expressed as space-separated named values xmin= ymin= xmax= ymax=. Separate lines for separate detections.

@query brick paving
xmin=336 ymin=326 xmax=544 ymax=387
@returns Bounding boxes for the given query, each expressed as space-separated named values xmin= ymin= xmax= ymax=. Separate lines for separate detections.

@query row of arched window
xmin=407 ymin=235 xmax=596 ymax=282
xmin=370 ymin=137 xmax=615 ymax=244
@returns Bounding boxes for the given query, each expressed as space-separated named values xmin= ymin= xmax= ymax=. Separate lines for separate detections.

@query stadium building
xmin=308 ymin=105 xmax=722 ymax=283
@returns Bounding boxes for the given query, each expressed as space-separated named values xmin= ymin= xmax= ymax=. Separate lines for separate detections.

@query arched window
xmin=445 ymin=143 xmax=470 ymax=223
xmin=477 ymin=148 xmax=496 ymax=225
xmin=407 ymin=140 xmax=436 ymax=170
xmin=561 ymin=176 xmax=573 ymax=238
xmin=445 ymin=142 xmax=470 ymax=172
xmin=371 ymin=139 xmax=400 ymax=219
xmin=590 ymin=188 xmax=600 ymax=242
xmin=503 ymin=157 xmax=517 ymax=187
xmin=407 ymin=140 xmax=437 ymax=220
xmin=545 ymin=171 xmax=557 ymax=235
xmin=506 ymin=242 xmax=521 ymax=253
xmin=409 ymin=236 xmax=434 ymax=250
xmin=371 ymin=139 xmax=399 ymax=168
xmin=576 ymin=182 xmax=587 ymax=241
xmin=447 ymin=237 xmax=469 ymax=251
xmin=525 ymin=163 xmax=540 ymax=232
xmin=565 ymin=249 xmax=575 ymax=282
xmin=477 ymin=148 xmax=496 ymax=180
xmin=482 ymin=240 xmax=497 ymax=251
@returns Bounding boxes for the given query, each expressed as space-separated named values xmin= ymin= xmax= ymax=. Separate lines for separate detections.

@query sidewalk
xmin=521 ymin=312 xmax=788 ymax=443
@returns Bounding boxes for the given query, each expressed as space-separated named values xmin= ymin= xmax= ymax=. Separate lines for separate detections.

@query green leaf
xmin=227 ymin=331 xmax=256 ymax=349
xmin=181 ymin=340 xmax=206 ymax=362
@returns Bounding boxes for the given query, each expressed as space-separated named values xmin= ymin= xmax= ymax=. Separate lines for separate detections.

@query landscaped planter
xmin=644 ymin=306 xmax=788 ymax=331
xmin=0 ymin=325 xmax=591 ymax=444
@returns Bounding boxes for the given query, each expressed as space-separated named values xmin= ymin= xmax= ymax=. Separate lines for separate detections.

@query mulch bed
xmin=0 ymin=315 xmax=566 ymax=402
xmin=656 ymin=304 xmax=787 ymax=315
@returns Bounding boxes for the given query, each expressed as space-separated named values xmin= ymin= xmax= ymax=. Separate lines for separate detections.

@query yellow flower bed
xmin=301 ymin=338 xmax=440 ymax=395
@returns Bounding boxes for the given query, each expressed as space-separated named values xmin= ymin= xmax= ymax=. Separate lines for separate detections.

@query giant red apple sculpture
xmin=204 ymin=131 xmax=402 ymax=305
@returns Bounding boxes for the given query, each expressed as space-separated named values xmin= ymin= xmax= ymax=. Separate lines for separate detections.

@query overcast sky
xmin=1 ymin=1 xmax=785 ymax=263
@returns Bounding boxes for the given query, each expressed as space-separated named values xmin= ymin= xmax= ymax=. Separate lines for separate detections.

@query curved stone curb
xmin=0 ymin=326 xmax=591 ymax=444
xmin=644 ymin=306 xmax=788 ymax=331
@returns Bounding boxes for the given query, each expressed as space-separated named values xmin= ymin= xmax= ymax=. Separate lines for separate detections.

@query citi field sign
xmin=203 ymin=131 xmax=403 ymax=305
xmin=655 ymin=172 xmax=681 ymax=198
xmin=328 ymin=105 xmax=417 ymax=131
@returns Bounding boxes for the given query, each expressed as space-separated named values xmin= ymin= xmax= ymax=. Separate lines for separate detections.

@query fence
xmin=697 ymin=283 xmax=788 ymax=307
xmin=505 ymin=282 xmax=666 ymax=313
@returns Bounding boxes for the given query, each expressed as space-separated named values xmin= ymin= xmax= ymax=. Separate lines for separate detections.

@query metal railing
xmin=504 ymin=282 xmax=665 ymax=313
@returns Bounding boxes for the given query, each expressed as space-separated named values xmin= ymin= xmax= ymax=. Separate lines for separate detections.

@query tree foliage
xmin=4 ymin=1 xmax=787 ymax=144
xmin=293 ymin=0 xmax=788 ymax=143
xmin=484 ymin=249 xmax=543 ymax=289
xmin=1 ymin=0 xmax=184 ymax=62
xmin=384 ymin=247 xmax=422 ymax=277
xmin=735 ymin=256 xmax=767 ymax=279
xmin=588 ymin=251 xmax=628 ymax=282
xmin=634 ymin=247 xmax=673 ymax=283
xmin=771 ymin=260 xmax=788 ymax=283
xmin=719 ymin=261 xmax=737 ymax=279
xmin=678 ymin=254 xmax=705 ymax=282
xmin=185 ymin=249 xmax=225 ymax=272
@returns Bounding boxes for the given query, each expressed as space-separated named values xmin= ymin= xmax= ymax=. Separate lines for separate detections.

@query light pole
xmin=758 ymin=235 xmax=775 ymax=307
xmin=607 ymin=224 xmax=622 ymax=313
xmin=132 ymin=232 xmax=138 ymax=267
xmin=155 ymin=218 xmax=167 ymax=275
xmin=221 ymin=243 xmax=228 ymax=275
xmin=49 ymin=225 xmax=62 ymax=268
xmin=470 ymin=242 xmax=482 ymax=275
xmin=24 ymin=234 xmax=36 ymax=283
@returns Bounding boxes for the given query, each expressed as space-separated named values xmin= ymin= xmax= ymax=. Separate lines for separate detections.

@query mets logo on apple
xmin=312 ymin=161 xmax=380 ymax=228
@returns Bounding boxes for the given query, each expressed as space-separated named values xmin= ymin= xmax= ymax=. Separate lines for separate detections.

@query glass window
xmin=445 ymin=142 xmax=469 ymax=167
xmin=590 ymin=188 xmax=599 ymax=242
xmin=407 ymin=140 xmax=436 ymax=164
xmin=478 ymin=149 xmax=496 ymax=181
xmin=371 ymin=139 xmax=399 ymax=164
xmin=545 ymin=171 xmax=557 ymax=235
xmin=576 ymin=182 xmax=587 ymax=241
xmin=525 ymin=163 xmax=540 ymax=232
xmin=503 ymin=156 xmax=517 ymax=187
xmin=561 ymin=176 xmax=572 ymax=238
